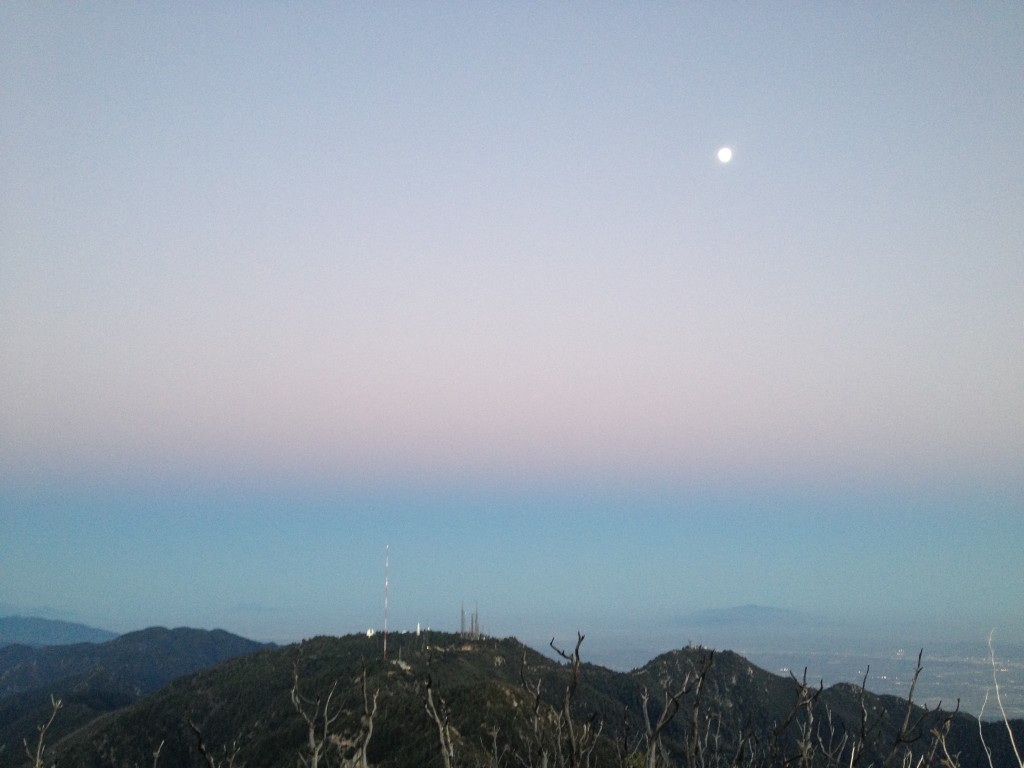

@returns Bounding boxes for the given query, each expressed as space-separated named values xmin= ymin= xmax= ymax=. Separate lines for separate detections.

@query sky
xmin=1 ymin=4 xmax=1022 ymax=665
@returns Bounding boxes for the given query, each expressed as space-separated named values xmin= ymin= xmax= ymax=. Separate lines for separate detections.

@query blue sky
xmin=1 ymin=4 xmax=1022 ymax=663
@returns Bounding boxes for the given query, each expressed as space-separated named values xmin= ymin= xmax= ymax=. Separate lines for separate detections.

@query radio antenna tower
xmin=383 ymin=544 xmax=390 ymax=661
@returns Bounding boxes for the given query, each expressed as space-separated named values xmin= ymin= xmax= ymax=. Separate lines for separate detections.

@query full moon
xmin=717 ymin=147 xmax=733 ymax=163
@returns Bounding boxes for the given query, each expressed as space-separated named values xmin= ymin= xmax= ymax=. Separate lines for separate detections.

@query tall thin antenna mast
xmin=383 ymin=544 xmax=390 ymax=661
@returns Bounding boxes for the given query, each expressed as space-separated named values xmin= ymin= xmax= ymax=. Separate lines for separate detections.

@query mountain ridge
xmin=0 ymin=616 xmax=118 ymax=648
xmin=20 ymin=631 xmax=1022 ymax=768
xmin=0 ymin=626 xmax=273 ymax=767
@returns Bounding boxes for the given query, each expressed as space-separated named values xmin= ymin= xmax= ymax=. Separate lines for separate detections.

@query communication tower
xmin=383 ymin=544 xmax=389 ymax=660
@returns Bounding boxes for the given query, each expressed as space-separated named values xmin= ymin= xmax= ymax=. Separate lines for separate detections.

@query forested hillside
xmin=0 ymin=627 xmax=272 ymax=768
xmin=15 ymin=632 xmax=1022 ymax=768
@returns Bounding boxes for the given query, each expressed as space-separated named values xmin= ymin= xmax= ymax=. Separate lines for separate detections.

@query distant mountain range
xmin=0 ymin=616 xmax=118 ymax=647
xmin=4 ymin=630 xmax=1019 ymax=768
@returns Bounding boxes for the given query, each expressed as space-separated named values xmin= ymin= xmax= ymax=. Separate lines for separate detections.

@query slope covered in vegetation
xmin=21 ymin=631 xmax=1022 ymax=768
xmin=0 ymin=627 xmax=272 ymax=768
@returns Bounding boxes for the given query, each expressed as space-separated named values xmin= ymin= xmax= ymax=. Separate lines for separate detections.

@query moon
xmin=717 ymin=146 xmax=733 ymax=163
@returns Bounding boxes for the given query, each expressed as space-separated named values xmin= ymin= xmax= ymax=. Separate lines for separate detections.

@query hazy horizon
xmin=3 ymin=597 xmax=1020 ymax=667
xmin=5 ymin=599 xmax=1024 ymax=720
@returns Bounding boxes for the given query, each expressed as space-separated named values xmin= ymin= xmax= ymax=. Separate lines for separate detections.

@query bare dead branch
xmin=23 ymin=695 xmax=62 ymax=768
xmin=548 ymin=632 xmax=604 ymax=768
xmin=768 ymin=667 xmax=822 ymax=766
xmin=685 ymin=650 xmax=715 ymax=768
xmin=882 ymin=649 xmax=939 ymax=768
xmin=988 ymin=631 xmax=1024 ymax=768
xmin=189 ymin=718 xmax=224 ymax=768
xmin=424 ymin=673 xmax=456 ymax=768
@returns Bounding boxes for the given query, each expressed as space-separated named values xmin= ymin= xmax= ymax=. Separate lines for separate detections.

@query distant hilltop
xmin=0 ymin=615 xmax=118 ymax=647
